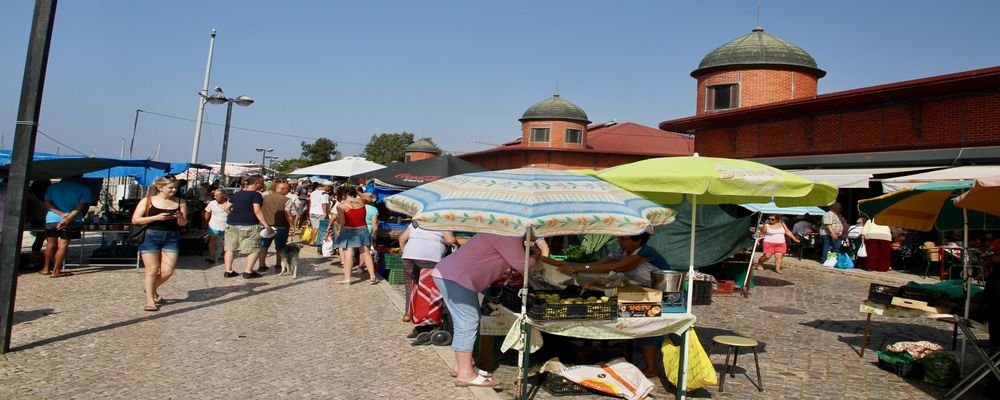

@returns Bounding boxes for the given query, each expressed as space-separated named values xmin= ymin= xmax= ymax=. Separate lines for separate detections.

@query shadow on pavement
xmin=13 ymin=308 xmax=55 ymax=324
xmin=753 ymin=276 xmax=793 ymax=287
xmin=800 ymin=319 xmax=954 ymax=357
xmin=10 ymin=270 xmax=335 ymax=352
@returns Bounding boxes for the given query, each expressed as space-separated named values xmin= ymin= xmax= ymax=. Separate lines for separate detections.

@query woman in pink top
xmin=432 ymin=233 xmax=539 ymax=387
xmin=754 ymin=214 xmax=800 ymax=274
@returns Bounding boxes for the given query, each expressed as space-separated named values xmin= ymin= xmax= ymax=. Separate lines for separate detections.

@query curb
xmin=377 ymin=281 xmax=505 ymax=400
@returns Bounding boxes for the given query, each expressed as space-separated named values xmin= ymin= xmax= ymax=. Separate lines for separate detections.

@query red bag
xmin=408 ymin=269 xmax=443 ymax=326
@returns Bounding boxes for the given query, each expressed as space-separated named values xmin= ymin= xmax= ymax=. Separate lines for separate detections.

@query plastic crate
xmin=691 ymin=280 xmax=712 ymax=305
xmin=715 ymin=280 xmax=735 ymax=294
xmin=897 ymin=285 xmax=932 ymax=302
xmin=876 ymin=351 xmax=922 ymax=378
xmin=499 ymin=285 xmax=524 ymax=310
xmin=381 ymin=253 xmax=403 ymax=270
xmin=868 ymin=283 xmax=899 ymax=304
xmin=527 ymin=293 xmax=617 ymax=321
xmin=387 ymin=269 xmax=406 ymax=285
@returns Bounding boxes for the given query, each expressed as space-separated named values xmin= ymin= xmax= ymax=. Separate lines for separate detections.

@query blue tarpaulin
xmin=0 ymin=150 xmax=82 ymax=165
xmin=740 ymin=202 xmax=825 ymax=216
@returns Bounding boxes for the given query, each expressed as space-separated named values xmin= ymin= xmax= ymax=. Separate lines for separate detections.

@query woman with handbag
xmin=754 ymin=214 xmax=800 ymax=273
xmin=132 ymin=176 xmax=187 ymax=311
xmin=398 ymin=222 xmax=457 ymax=322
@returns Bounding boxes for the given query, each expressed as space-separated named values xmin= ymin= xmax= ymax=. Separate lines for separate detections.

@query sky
xmin=2 ymin=1 xmax=998 ymax=166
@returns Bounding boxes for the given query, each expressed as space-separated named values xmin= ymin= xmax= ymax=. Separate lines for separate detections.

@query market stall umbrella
xmin=591 ymin=154 xmax=838 ymax=399
xmin=355 ymin=154 xmax=485 ymax=188
xmin=385 ymin=167 xmax=677 ymax=398
xmin=953 ymin=176 xmax=1000 ymax=217
xmin=288 ymin=156 xmax=384 ymax=178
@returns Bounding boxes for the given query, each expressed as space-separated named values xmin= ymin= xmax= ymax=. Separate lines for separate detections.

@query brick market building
xmin=459 ymin=95 xmax=694 ymax=170
xmin=659 ymin=26 xmax=1000 ymax=210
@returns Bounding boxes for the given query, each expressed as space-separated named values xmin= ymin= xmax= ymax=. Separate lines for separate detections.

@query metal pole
xmin=260 ymin=150 xmax=266 ymax=175
xmin=190 ymin=29 xmax=216 ymax=163
xmin=1 ymin=0 xmax=58 ymax=354
xmin=128 ymin=109 xmax=141 ymax=159
xmin=218 ymin=100 xmax=233 ymax=181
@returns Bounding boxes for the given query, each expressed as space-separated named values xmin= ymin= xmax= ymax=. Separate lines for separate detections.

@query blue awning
xmin=740 ymin=202 xmax=825 ymax=216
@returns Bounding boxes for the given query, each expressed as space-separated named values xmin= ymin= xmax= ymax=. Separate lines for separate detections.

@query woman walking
xmin=754 ymin=214 xmax=799 ymax=273
xmin=398 ymin=223 xmax=456 ymax=322
xmin=132 ymin=176 xmax=187 ymax=311
xmin=203 ymin=189 xmax=229 ymax=264
xmin=333 ymin=185 xmax=378 ymax=284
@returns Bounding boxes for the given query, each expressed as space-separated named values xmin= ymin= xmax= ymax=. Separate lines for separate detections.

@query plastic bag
xmin=541 ymin=357 xmax=653 ymax=400
xmin=822 ymin=251 xmax=838 ymax=267
xmin=917 ymin=351 xmax=959 ymax=387
xmin=662 ymin=328 xmax=717 ymax=390
xmin=856 ymin=242 xmax=867 ymax=258
xmin=300 ymin=225 xmax=315 ymax=243
xmin=321 ymin=238 xmax=335 ymax=257
xmin=836 ymin=253 xmax=855 ymax=269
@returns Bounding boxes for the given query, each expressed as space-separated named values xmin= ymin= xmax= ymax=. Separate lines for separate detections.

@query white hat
xmin=321 ymin=180 xmax=335 ymax=186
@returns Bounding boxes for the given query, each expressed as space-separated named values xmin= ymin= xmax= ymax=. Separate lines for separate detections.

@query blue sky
xmin=2 ymin=1 xmax=998 ymax=165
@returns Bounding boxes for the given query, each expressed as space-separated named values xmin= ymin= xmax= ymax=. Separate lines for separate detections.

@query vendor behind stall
xmin=549 ymin=232 xmax=669 ymax=287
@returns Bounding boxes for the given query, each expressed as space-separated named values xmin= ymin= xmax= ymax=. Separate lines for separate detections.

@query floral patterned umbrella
xmin=386 ymin=167 xmax=675 ymax=398
xmin=385 ymin=167 xmax=676 ymax=237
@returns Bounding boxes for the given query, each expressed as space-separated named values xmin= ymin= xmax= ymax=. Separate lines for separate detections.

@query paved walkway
xmin=1 ymin=243 xmax=991 ymax=399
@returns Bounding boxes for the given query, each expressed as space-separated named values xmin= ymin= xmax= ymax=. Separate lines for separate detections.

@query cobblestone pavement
xmin=0 ymin=243 xmax=478 ymax=400
xmin=3 ymin=240 xmax=992 ymax=400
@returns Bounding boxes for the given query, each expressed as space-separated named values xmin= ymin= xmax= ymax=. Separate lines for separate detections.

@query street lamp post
xmin=266 ymin=155 xmax=280 ymax=169
xmin=203 ymin=87 xmax=253 ymax=180
xmin=255 ymin=147 xmax=273 ymax=176
xmin=129 ymin=109 xmax=142 ymax=159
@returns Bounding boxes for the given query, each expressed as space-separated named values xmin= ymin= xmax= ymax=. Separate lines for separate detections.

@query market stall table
xmin=858 ymin=300 xmax=958 ymax=358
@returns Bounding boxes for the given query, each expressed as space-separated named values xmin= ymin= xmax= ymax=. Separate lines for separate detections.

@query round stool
xmin=711 ymin=335 xmax=763 ymax=393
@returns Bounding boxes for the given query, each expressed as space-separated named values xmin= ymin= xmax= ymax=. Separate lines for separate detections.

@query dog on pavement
xmin=278 ymin=242 xmax=302 ymax=278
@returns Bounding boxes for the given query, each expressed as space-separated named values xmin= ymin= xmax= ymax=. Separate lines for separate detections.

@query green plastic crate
xmin=387 ymin=269 xmax=406 ymax=285
xmin=382 ymin=253 xmax=404 ymax=270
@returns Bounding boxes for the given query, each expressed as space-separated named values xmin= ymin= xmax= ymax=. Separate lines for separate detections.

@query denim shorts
xmin=208 ymin=228 xmax=225 ymax=236
xmin=260 ymin=227 xmax=289 ymax=250
xmin=334 ymin=226 xmax=371 ymax=249
xmin=139 ymin=229 xmax=180 ymax=254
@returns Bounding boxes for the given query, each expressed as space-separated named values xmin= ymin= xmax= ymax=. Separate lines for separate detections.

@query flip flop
xmin=143 ymin=305 xmax=160 ymax=312
xmin=454 ymin=375 xmax=500 ymax=388
xmin=336 ymin=280 xmax=352 ymax=285
xmin=38 ymin=271 xmax=51 ymax=275
xmin=50 ymin=272 xmax=74 ymax=278
xmin=369 ymin=279 xmax=380 ymax=285
xmin=450 ymin=368 xmax=493 ymax=378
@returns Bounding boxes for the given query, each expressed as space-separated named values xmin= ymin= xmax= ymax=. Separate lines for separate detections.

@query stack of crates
xmin=382 ymin=253 xmax=406 ymax=285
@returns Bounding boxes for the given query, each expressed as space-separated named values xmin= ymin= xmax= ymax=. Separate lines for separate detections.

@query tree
xmin=360 ymin=132 xmax=415 ymax=165
xmin=300 ymin=138 xmax=340 ymax=165
xmin=273 ymin=158 xmax=310 ymax=174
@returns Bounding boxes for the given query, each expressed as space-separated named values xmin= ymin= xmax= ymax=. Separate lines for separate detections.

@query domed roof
xmin=519 ymin=95 xmax=590 ymax=123
xmin=405 ymin=138 xmax=442 ymax=154
xmin=692 ymin=27 xmax=825 ymax=78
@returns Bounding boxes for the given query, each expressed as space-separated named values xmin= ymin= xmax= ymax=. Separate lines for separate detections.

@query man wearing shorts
xmin=258 ymin=182 xmax=295 ymax=273
xmin=223 ymin=175 xmax=272 ymax=279
xmin=40 ymin=176 xmax=91 ymax=277
xmin=308 ymin=180 xmax=332 ymax=229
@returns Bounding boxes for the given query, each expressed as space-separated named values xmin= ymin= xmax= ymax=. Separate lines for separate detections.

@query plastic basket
xmin=387 ymin=269 xmax=406 ymax=285
xmin=715 ymin=280 xmax=735 ymax=294
xmin=876 ymin=351 xmax=922 ymax=378
xmin=381 ymin=253 xmax=403 ymax=271
xmin=868 ymin=283 xmax=899 ymax=304
xmin=499 ymin=285 xmax=523 ymax=310
xmin=527 ymin=293 xmax=617 ymax=321
xmin=692 ymin=280 xmax=712 ymax=305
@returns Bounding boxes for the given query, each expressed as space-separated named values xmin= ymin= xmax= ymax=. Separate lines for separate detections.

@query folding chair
xmin=942 ymin=315 xmax=1000 ymax=400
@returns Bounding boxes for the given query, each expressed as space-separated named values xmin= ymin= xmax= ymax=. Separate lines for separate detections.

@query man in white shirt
xmin=308 ymin=181 xmax=333 ymax=230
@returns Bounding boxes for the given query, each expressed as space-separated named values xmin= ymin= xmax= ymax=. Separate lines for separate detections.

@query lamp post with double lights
xmin=266 ymin=155 xmax=280 ymax=170
xmin=203 ymin=87 xmax=253 ymax=179
xmin=255 ymin=147 xmax=273 ymax=176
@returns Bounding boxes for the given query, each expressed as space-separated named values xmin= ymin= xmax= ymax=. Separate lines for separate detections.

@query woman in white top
xmin=754 ymin=213 xmax=800 ymax=273
xmin=203 ymin=189 xmax=230 ymax=264
xmin=398 ymin=224 xmax=456 ymax=322
xmin=860 ymin=217 xmax=893 ymax=272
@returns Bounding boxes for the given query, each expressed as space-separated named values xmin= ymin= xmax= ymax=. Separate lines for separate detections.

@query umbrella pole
xmin=677 ymin=196 xmax=698 ymax=400
xmin=960 ymin=208 xmax=970 ymax=374
xmin=517 ymin=228 xmax=532 ymax=400
xmin=742 ymin=213 xmax=764 ymax=298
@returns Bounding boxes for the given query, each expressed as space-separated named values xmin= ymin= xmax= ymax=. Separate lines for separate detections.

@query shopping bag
xmin=321 ymin=238 xmax=335 ymax=256
xmin=662 ymin=328 xmax=717 ymax=390
xmin=541 ymin=357 xmax=653 ymax=400
xmin=300 ymin=225 xmax=315 ymax=243
xmin=836 ymin=252 xmax=855 ymax=269
xmin=822 ymin=251 xmax=838 ymax=267
xmin=856 ymin=242 xmax=867 ymax=258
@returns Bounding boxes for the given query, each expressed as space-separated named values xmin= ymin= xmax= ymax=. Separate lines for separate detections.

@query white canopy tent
xmin=881 ymin=165 xmax=1000 ymax=192
xmin=289 ymin=156 xmax=385 ymax=178
xmin=790 ymin=166 xmax=946 ymax=189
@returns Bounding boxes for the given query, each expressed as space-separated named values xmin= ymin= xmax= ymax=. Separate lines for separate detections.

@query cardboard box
xmin=618 ymin=302 xmax=663 ymax=318
xmin=890 ymin=296 xmax=950 ymax=314
xmin=617 ymin=286 xmax=663 ymax=303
